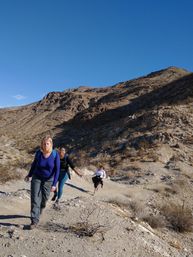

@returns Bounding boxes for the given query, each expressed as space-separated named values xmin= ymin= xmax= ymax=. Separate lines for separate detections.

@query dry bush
xmin=43 ymin=222 xmax=104 ymax=237
xmin=112 ymin=162 xmax=143 ymax=179
xmin=70 ymin=207 xmax=107 ymax=237
xmin=108 ymin=168 xmax=116 ymax=176
xmin=168 ymin=240 xmax=182 ymax=250
xmin=160 ymin=202 xmax=193 ymax=232
xmin=68 ymin=222 xmax=105 ymax=237
xmin=128 ymin=200 xmax=144 ymax=218
xmin=181 ymin=173 xmax=192 ymax=179
xmin=123 ymin=148 xmax=138 ymax=158
xmin=0 ymin=166 xmax=23 ymax=183
xmin=113 ymin=170 xmax=137 ymax=180
xmin=107 ymin=197 xmax=129 ymax=209
xmin=98 ymin=152 xmax=111 ymax=163
xmin=126 ymin=198 xmax=165 ymax=228
xmin=138 ymin=140 xmax=152 ymax=150
xmin=146 ymin=184 xmax=178 ymax=196
xmin=113 ymin=154 xmax=122 ymax=164
xmin=164 ymin=186 xmax=177 ymax=195
xmin=149 ymin=188 xmax=160 ymax=193
xmin=73 ymin=150 xmax=90 ymax=168
xmin=173 ymin=178 xmax=187 ymax=187
xmin=147 ymin=150 xmax=159 ymax=162
xmin=142 ymin=214 xmax=166 ymax=229
xmin=43 ymin=206 xmax=108 ymax=237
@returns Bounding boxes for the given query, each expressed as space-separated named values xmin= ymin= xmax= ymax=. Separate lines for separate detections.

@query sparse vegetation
xmin=73 ymin=150 xmax=90 ymax=168
xmin=142 ymin=214 xmax=165 ymax=229
xmin=128 ymin=200 xmax=144 ymax=217
xmin=146 ymin=184 xmax=178 ymax=196
xmin=68 ymin=221 xmax=106 ymax=237
xmin=107 ymin=197 xmax=129 ymax=209
xmin=0 ymin=166 xmax=23 ymax=183
xmin=69 ymin=207 xmax=108 ymax=237
xmin=1 ymin=67 xmax=193 ymax=255
xmin=160 ymin=202 xmax=193 ymax=232
xmin=43 ymin=206 xmax=108 ymax=238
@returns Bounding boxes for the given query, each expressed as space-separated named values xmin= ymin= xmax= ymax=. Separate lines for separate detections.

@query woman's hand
xmin=51 ymin=186 xmax=56 ymax=192
xmin=24 ymin=175 xmax=30 ymax=182
xmin=74 ymin=168 xmax=83 ymax=177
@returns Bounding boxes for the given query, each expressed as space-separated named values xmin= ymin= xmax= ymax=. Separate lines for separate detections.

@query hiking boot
xmin=51 ymin=192 xmax=57 ymax=201
xmin=30 ymin=222 xmax=38 ymax=230
xmin=53 ymin=200 xmax=61 ymax=210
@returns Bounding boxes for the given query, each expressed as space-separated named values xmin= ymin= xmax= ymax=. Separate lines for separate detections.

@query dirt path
xmin=0 ymin=174 xmax=191 ymax=257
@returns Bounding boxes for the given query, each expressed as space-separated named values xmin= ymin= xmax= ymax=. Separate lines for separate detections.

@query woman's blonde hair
xmin=41 ymin=135 xmax=53 ymax=153
xmin=98 ymin=163 xmax=104 ymax=169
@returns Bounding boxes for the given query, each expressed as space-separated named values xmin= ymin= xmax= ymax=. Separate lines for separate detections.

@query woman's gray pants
xmin=31 ymin=175 xmax=53 ymax=224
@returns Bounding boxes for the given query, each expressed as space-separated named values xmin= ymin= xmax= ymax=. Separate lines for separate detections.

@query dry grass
xmin=168 ymin=240 xmax=182 ymax=250
xmin=73 ymin=150 xmax=90 ymax=168
xmin=107 ymin=197 xmax=129 ymax=209
xmin=128 ymin=200 xmax=143 ymax=217
xmin=164 ymin=186 xmax=177 ymax=195
xmin=108 ymin=168 xmax=116 ymax=176
xmin=42 ymin=219 xmax=106 ymax=237
xmin=114 ymin=190 xmax=193 ymax=232
xmin=68 ymin=222 xmax=106 ymax=237
xmin=0 ymin=166 xmax=23 ymax=183
xmin=108 ymin=184 xmax=193 ymax=232
xmin=142 ymin=214 xmax=166 ymax=229
xmin=146 ymin=184 xmax=178 ymax=196
xmin=160 ymin=202 xmax=193 ymax=232
xmin=70 ymin=207 xmax=108 ymax=237
xmin=43 ymin=206 xmax=108 ymax=237
xmin=115 ymin=198 xmax=166 ymax=229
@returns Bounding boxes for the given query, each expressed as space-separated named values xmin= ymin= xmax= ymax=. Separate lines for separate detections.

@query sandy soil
xmin=0 ymin=169 xmax=193 ymax=257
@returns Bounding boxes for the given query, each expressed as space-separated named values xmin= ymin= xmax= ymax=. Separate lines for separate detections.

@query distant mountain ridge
xmin=0 ymin=66 xmax=193 ymax=170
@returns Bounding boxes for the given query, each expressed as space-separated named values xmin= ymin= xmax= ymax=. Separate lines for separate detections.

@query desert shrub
xmin=0 ymin=166 xmax=23 ymax=183
xmin=97 ymin=152 xmax=111 ymax=163
xmin=43 ymin=206 xmax=108 ymax=237
xmin=107 ymin=197 xmax=129 ymax=209
xmin=160 ymin=202 xmax=193 ymax=232
xmin=164 ymin=186 xmax=177 ymax=195
xmin=73 ymin=150 xmax=90 ymax=168
xmin=149 ymin=188 xmax=160 ymax=193
xmin=138 ymin=140 xmax=152 ymax=149
xmin=43 ymin=220 xmax=106 ymax=238
xmin=173 ymin=178 xmax=187 ymax=187
xmin=128 ymin=200 xmax=144 ymax=218
xmin=146 ymin=184 xmax=178 ymax=197
xmin=108 ymin=168 xmax=116 ymax=176
xmin=68 ymin=222 xmax=105 ymax=237
xmin=142 ymin=214 xmax=165 ymax=228
xmin=70 ymin=207 xmax=108 ymax=237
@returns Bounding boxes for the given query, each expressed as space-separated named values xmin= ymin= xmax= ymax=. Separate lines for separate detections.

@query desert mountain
xmin=0 ymin=66 xmax=193 ymax=170
xmin=1 ymin=66 xmax=193 ymax=256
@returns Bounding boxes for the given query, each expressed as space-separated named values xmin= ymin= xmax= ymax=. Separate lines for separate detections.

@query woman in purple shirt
xmin=25 ymin=135 xmax=60 ymax=229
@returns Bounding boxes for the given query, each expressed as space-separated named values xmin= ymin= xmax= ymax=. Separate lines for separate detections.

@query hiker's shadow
xmin=0 ymin=214 xmax=30 ymax=228
xmin=65 ymin=183 xmax=89 ymax=193
xmin=0 ymin=215 xmax=29 ymax=220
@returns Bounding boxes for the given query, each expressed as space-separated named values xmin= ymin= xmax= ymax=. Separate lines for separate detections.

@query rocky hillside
xmin=0 ymin=66 xmax=193 ymax=172
xmin=1 ymin=66 xmax=193 ymax=257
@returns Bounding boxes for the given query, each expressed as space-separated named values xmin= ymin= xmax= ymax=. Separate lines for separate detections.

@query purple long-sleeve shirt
xmin=28 ymin=150 xmax=60 ymax=187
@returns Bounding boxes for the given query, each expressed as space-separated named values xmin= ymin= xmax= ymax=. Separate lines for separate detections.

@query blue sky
xmin=0 ymin=0 xmax=193 ymax=107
